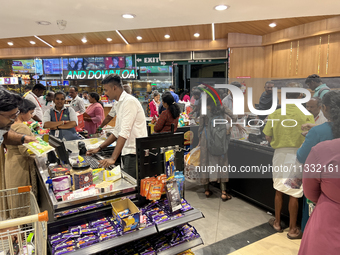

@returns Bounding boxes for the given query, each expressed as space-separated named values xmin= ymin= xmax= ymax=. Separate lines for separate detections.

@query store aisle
xmin=184 ymin=181 xmax=273 ymax=253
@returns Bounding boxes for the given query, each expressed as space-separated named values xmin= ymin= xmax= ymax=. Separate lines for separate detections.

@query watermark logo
xmin=200 ymin=84 xmax=311 ymax=116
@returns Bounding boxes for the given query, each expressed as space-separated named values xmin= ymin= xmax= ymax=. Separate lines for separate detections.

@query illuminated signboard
xmin=0 ymin=77 xmax=18 ymax=84
xmin=62 ymin=69 xmax=137 ymax=80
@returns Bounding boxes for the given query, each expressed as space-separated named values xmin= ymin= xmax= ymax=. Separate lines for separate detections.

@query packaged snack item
xmin=174 ymin=171 xmax=185 ymax=198
xmin=53 ymin=240 xmax=75 ymax=251
xmin=53 ymin=246 xmax=76 ymax=255
xmin=77 ymin=238 xmax=98 ymax=248
xmin=23 ymin=137 xmax=54 ymax=156
xmin=103 ymin=165 xmax=121 ymax=182
xmin=95 ymin=181 xmax=115 ymax=193
xmin=165 ymin=178 xmax=182 ymax=212
xmin=90 ymin=218 xmax=108 ymax=227
xmin=69 ymin=226 xmax=80 ymax=235
xmin=49 ymin=165 xmax=72 ymax=178
xmin=146 ymin=181 xmax=162 ymax=200
xmin=52 ymin=176 xmax=71 ymax=194
xmin=164 ymin=150 xmax=176 ymax=178
xmin=99 ymin=232 xmax=118 ymax=241
xmin=70 ymin=166 xmax=93 ymax=190
xmin=77 ymin=235 xmax=97 ymax=243
xmin=50 ymin=237 xmax=69 ymax=246
xmin=81 ymin=228 xmax=98 ymax=235
xmin=98 ymin=227 xmax=115 ymax=235
xmin=118 ymin=209 xmax=130 ymax=217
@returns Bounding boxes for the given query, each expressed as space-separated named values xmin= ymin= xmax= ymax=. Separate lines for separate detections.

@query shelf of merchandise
xmin=157 ymin=237 xmax=204 ymax=255
xmin=51 ymin=208 xmax=203 ymax=255
xmin=156 ymin=208 xmax=203 ymax=232
xmin=70 ymin=225 xmax=157 ymax=255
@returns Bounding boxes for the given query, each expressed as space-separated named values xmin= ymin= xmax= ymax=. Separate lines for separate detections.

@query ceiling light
xmin=34 ymin=35 xmax=54 ymax=48
xmin=7 ymin=42 xmax=13 ymax=46
xmin=122 ymin=14 xmax=135 ymax=19
xmin=164 ymin=34 xmax=170 ymax=39
xmin=36 ymin=21 xmax=51 ymax=25
xmin=116 ymin=30 xmax=129 ymax=45
xmin=212 ymin=23 xmax=215 ymax=41
xmin=30 ymin=41 xmax=36 ymax=45
xmin=107 ymin=38 xmax=112 ymax=42
xmin=269 ymin=23 xmax=277 ymax=28
xmin=137 ymin=36 xmax=142 ymax=40
xmin=214 ymin=5 xmax=229 ymax=11
xmin=194 ymin=33 xmax=200 ymax=38
xmin=56 ymin=40 xmax=62 ymax=44
xmin=81 ymin=38 xmax=87 ymax=43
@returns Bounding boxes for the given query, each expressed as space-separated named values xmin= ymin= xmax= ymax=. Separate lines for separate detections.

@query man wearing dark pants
xmin=86 ymin=74 xmax=147 ymax=179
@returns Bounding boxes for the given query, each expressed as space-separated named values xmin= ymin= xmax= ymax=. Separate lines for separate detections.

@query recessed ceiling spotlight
xmin=122 ymin=14 xmax=135 ymax=19
xmin=269 ymin=23 xmax=277 ymax=28
xmin=164 ymin=34 xmax=170 ymax=39
xmin=30 ymin=41 xmax=36 ymax=45
xmin=7 ymin=42 xmax=13 ymax=46
xmin=107 ymin=38 xmax=112 ymax=42
xmin=81 ymin=38 xmax=87 ymax=43
xmin=194 ymin=33 xmax=200 ymax=38
xmin=56 ymin=40 xmax=62 ymax=44
xmin=137 ymin=36 xmax=142 ymax=40
xmin=36 ymin=21 xmax=51 ymax=25
xmin=214 ymin=5 xmax=229 ymax=11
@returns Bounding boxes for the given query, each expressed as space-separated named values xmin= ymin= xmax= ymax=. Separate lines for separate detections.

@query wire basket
xmin=0 ymin=186 xmax=48 ymax=255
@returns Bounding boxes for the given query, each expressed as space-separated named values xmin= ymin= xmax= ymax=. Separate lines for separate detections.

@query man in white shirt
xmin=96 ymin=84 xmax=132 ymax=132
xmin=82 ymin=91 xmax=90 ymax=105
xmin=69 ymin=87 xmax=85 ymax=114
xmin=24 ymin=83 xmax=46 ymax=122
xmin=306 ymin=97 xmax=327 ymax=125
xmin=39 ymin=91 xmax=55 ymax=114
xmin=87 ymin=74 xmax=147 ymax=179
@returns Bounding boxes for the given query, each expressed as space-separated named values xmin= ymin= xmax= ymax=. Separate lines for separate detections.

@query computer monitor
xmin=49 ymin=135 xmax=70 ymax=164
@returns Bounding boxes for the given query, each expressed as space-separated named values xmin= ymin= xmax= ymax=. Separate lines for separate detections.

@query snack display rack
xmin=34 ymin=134 xmax=204 ymax=254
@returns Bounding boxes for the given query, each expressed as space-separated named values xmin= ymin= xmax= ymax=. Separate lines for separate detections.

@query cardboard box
xmin=111 ymin=199 xmax=140 ymax=232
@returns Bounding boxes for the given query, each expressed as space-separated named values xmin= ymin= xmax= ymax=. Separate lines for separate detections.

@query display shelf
xmin=70 ymin=226 xmax=158 ymax=255
xmin=156 ymin=237 xmax=203 ymax=255
xmin=156 ymin=208 xmax=203 ymax=232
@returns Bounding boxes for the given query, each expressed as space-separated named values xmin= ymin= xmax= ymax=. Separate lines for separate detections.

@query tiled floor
xmin=229 ymin=229 xmax=301 ymax=255
xmin=185 ymin=181 xmax=301 ymax=255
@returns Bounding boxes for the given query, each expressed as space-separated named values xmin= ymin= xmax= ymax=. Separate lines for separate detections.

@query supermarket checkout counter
xmin=228 ymin=139 xmax=302 ymax=220
xmin=35 ymin=133 xmax=204 ymax=255
xmin=34 ymin=137 xmax=137 ymax=225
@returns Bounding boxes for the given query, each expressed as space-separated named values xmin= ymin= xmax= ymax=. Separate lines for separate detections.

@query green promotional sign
xmin=136 ymin=54 xmax=172 ymax=67
xmin=140 ymin=66 xmax=171 ymax=73
xmin=63 ymin=69 xmax=137 ymax=80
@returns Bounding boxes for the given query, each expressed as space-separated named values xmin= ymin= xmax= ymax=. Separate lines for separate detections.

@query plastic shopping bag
xmin=184 ymin=146 xmax=200 ymax=182
xmin=76 ymin=114 xmax=85 ymax=132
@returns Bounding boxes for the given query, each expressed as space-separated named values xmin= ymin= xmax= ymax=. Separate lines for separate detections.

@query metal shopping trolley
xmin=0 ymin=186 xmax=48 ymax=255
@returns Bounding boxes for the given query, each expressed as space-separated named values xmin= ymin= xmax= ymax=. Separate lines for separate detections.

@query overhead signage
xmin=63 ymin=69 xmax=137 ymax=80
xmin=136 ymin=54 xmax=172 ymax=67
xmin=173 ymin=59 xmax=227 ymax=65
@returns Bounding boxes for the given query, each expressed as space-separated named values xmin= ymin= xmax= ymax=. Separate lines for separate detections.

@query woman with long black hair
xmin=154 ymin=93 xmax=180 ymax=133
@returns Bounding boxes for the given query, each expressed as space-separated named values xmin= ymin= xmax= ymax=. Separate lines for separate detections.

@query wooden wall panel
xmin=328 ymin=33 xmax=340 ymax=75
xmin=227 ymin=33 xmax=262 ymax=48
xmin=263 ymin=16 xmax=340 ymax=45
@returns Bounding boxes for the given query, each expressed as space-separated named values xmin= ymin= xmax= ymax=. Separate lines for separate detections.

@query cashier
xmin=43 ymin=91 xmax=79 ymax=141
xmin=87 ymin=74 xmax=147 ymax=179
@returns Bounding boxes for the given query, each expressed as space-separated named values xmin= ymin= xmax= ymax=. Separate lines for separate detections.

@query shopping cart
xmin=0 ymin=186 xmax=48 ymax=255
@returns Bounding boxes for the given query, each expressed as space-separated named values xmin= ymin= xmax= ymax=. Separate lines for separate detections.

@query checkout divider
xmin=35 ymin=133 xmax=203 ymax=255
